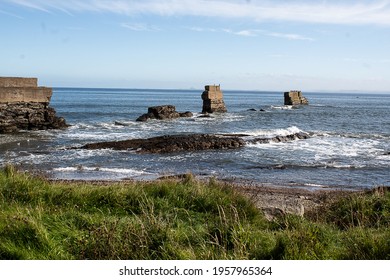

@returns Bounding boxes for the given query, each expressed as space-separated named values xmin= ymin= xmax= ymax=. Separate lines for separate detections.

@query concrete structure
xmin=284 ymin=90 xmax=309 ymax=106
xmin=0 ymin=77 xmax=52 ymax=104
xmin=0 ymin=77 xmax=66 ymax=133
xmin=201 ymin=85 xmax=227 ymax=113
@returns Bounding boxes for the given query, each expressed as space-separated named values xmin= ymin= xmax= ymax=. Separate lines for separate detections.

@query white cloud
xmin=235 ymin=30 xmax=258 ymax=37
xmin=192 ymin=27 xmax=314 ymax=40
xmin=121 ymin=23 xmax=161 ymax=32
xmin=188 ymin=27 xmax=218 ymax=32
xmin=265 ymin=31 xmax=314 ymax=41
xmin=5 ymin=0 xmax=390 ymax=26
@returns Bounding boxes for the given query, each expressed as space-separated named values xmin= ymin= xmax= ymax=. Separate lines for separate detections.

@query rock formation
xmin=284 ymin=91 xmax=309 ymax=105
xmin=78 ymin=132 xmax=309 ymax=154
xmin=136 ymin=105 xmax=193 ymax=122
xmin=0 ymin=77 xmax=67 ymax=133
xmin=201 ymin=85 xmax=227 ymax=113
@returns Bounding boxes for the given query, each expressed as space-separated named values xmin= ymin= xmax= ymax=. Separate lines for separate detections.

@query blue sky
xmin=1 ymin=0 xmax=390 ymax=91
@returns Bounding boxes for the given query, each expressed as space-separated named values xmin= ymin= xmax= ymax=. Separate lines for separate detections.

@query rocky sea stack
xmin=284 ymin=90 xmax=309 ymax=105
xmin=201 ymin=85 xmax=227 ymax=113
xmin=136 ymin=105 xmax=193 ymax=122
xmin=0 ymin=77 xmax=67 ymax=133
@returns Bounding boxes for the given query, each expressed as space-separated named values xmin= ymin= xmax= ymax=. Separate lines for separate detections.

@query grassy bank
xmin=0 ymin=166 xmax=389 ymax=260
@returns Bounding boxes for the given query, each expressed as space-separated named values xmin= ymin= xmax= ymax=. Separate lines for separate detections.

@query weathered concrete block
xmin=0 ymin=77 xmax=67 ymax=133
xmin=284 ymin=91 xmax=309 ymax=105
xmin=0 ymin=77 xmax=37 ymax=88
xmin=201 ymin=85 xmax=227 ymax=113
xmin=0 ymin=87 xmax=52 ymax=104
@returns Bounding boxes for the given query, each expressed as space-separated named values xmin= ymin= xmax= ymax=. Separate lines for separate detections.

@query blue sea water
xmin=1 ymin=88 xmax=389 ymax=189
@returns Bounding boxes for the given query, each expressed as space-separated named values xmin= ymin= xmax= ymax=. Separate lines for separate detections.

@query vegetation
xmin=1 ymin=165 xmax=389 ymax=260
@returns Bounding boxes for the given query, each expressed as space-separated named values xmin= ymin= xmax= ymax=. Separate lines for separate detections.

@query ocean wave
xmin=245 ymin=162 xmax=367 ymax=171
xmin=53 ymin=166 xmax=150 ymax=176
xmin=240 ymin=126 xmax=304 ymax=138
xmin=271 ymin=105 xmax=294 ymax=110
xmin=311 ymin=130 xmax=390 ymax=140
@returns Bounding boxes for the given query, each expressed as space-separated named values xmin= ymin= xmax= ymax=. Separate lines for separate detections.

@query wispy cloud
xmin=121 ymin=23 xmax=161 ymax=32
xmin=233 ymin=30 xmax=258 ymax=37
xmin=0 ymin=8 xmax=24 ymax=19
xmin=264 ymin=32 xmax=314 ymax=41
xmin=191 ymin=27 xmax=314 ymax=41
xmin=5 ymin=0 xmax=390 ymax=26
xmin=343 ymin=57 xmax=390 ymax=63
xmin=188 ymin=27 xmax=218 ymax=33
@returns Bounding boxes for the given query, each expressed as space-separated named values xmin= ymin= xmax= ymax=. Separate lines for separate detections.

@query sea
xmin=1 ymin=88 xmax=389 ymax=190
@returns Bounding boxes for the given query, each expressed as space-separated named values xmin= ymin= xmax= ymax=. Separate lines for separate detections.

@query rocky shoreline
xmin=0 ymin=77 xmax=67 ymax=133
xmin=0 ymin=102 xmax=67 ymax=133
xmin=77 ymin=132 xmax=309 ymax=153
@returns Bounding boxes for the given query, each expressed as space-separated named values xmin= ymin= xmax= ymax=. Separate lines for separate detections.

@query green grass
xmin=1 ymin=165 xmax=389 ymax=260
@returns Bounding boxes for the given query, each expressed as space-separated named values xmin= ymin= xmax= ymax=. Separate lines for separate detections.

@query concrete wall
xmin=0 ymin=87 xmax=52 ymax=103
xmin=0 ymin=77 xmax=37 ymax=88
xmin=0 ymin=77 xmax=52 ymax=104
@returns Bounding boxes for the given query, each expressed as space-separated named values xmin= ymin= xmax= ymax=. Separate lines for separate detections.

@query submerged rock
xmin=247 ymin=132 xmax=310 ymax=144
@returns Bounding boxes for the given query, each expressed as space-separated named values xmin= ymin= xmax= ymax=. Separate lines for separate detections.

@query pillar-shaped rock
xmin=284 ymin=91 xmax=309 ymax=105
xmin=201 ymin=85 xmax=227 ymax=113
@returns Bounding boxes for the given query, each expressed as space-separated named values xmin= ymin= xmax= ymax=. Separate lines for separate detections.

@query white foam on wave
xmin=308 ymin=137 xmax=382 ymax=158
xmin=53 ymin=166 xmax=149 ymax=176
xmin=61 ymin=123 xmax=140 ymax=141
xmin=245 ymin=131 xmax=388 ymax=169
xmin=241 ymin=126 xmax=303 ymax=138
xmin=271 ymin=105 xmax=294 ymax=110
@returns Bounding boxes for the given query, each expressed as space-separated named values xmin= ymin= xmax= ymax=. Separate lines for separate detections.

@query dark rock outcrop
xmin=136 ymin=105 xmax=193 ymax=122
xmin=81 ymin=134 xmax=245 ymax=153
xmin=0 ymin=77 xmax=67 ymax=133
xmin=0 ymin=102 xmax=67 ymax=133
xmin=79 ymin=132 xmax=309 ymax=154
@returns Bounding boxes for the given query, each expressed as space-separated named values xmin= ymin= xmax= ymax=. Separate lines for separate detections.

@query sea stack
xmin=0 ymin=77 xmax=67 ymax=133
xmin=201 ymin=84 xmax=227 ymax=113
xmin=136 ymin=105 xmax=193 ymax=122
xmin=284 ymin=90 xmax=309 ymax=105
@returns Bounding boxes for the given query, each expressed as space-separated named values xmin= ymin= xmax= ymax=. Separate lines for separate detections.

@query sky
xmin=1 ymin=0 xmax=390 ymax=92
